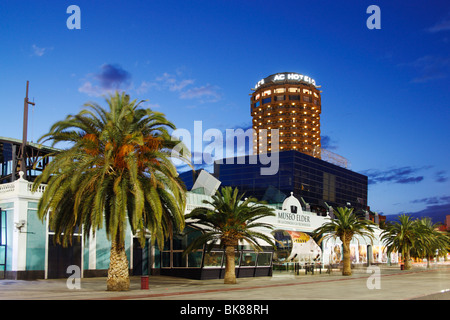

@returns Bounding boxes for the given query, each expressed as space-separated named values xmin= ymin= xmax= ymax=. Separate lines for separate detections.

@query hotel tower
xmin=251 ymin=72 xmax=321 ymax=158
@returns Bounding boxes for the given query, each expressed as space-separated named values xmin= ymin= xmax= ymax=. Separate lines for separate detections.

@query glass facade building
xmin=209 ymin=150 xmax=368 ymax=215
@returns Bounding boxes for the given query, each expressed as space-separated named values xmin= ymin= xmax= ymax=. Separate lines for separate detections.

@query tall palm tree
xmin=313 ymin=207 xmax=376 ymax=276
xmin=381 ymin=214 xmax=418 ymax=270
xmin=183 ymin=186 xmax=276 ymax=284
xmin=32 ymin=92 xmax=190 ymax=291
xmin=412 ymin=217 xmax=450 ymax=268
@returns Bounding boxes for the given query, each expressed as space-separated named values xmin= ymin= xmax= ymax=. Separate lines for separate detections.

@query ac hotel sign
xmin=254 ymin=72 xmax=317 ymax=89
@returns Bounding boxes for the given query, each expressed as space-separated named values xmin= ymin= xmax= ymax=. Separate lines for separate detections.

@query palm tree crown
xmin=183 ymin=186 xmax=276 ymax=284
xmin=381 ymin=214 xmax=417 ymax=270
xmin=313 ymin=207 xmax=376 ymax=275
xmin=33 ymin=92 xmax=190 ymax=290
xmin=383 ymin=215 xmax=450 ymax=269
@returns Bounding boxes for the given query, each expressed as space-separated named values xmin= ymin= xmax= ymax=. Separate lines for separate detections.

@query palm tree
xmin=313 ymin=207 xmax=376 ymax=276
xmin=183 ymin=186 xmax=276 ymax=284
xmin=32 ymin=92 xmax=190 ymax=291
xmin=381 ymin=214 xmax=417 ymax=270
xmin=412 ymin=217 xmax=450 ymax=268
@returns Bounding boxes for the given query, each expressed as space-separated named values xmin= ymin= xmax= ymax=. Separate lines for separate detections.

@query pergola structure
xmin=0 ymin=136 xmax=58 ymax=183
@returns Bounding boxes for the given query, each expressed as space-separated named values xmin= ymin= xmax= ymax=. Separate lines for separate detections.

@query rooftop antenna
xmin=19 ymin=81 xmax=35 ymax=180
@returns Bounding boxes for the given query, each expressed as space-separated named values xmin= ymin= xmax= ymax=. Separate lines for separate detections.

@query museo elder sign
xmin=275 ymin=211 xmax=312 ymax=228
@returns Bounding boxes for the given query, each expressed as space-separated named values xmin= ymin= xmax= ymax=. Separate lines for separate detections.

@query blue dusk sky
xmin=0 ymin=0 xmax=449 ymax=221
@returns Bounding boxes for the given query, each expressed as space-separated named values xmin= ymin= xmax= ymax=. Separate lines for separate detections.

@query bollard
xmin=141 ymin=276 xmax=149 ymax=290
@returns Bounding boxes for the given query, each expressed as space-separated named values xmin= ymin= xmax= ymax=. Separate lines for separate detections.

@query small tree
xmin=313 ymin=207 xmax=376 ymax=276
xmin=183 ymin=186 xmax=276 ymax=284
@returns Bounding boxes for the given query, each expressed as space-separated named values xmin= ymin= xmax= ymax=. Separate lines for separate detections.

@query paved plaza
xmin=0 ymin=264 xmax=449 ymax=302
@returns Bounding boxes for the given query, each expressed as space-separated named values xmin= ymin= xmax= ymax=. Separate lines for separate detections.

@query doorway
xmin=47 ymin=235 xmax=81 ymax=279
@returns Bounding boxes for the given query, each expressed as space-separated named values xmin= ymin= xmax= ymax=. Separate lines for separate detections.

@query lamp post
xmin=20 ymin=81 xmax=35 ymax=180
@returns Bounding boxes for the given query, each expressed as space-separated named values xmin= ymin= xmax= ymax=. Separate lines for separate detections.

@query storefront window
xmin=203 ymin=251 xmax=223 ymax=268
xmin=188 ymin=252 xmax=203 ymax=267
xmin=240 ymin=252 xmax=257 ymax=267
xmin=172 ymin=252 xmax=187 ymax=267
xmin=257 ymin=252 xmax=273 ymax=266
xmin=162 ymin=252 xmax=171 ymax=267
xmin=160 ymin=227 xmax=203 ymax=268
xmin=235 ymin=252 xmax=241 ymax=267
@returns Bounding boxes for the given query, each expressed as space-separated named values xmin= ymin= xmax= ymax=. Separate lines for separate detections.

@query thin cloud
xmin=402 ymin=55 xmax=450 ymax=83
xmin=411 ymin=195 xmax=450 ymax=205
xmin=157 ymin=73 xmax=194 ymax=92
xmin=361 ymin=166 xmax=426 ymax=185
xmin=136 ymin=81 xmax=157 ymax=94
xmin=435 ymin=170 xmax=448 ymax=183
xmin=31 ymin=44 xmax=52 ymax=57
xmin=321 ymin=135 xmax=338 ymax=151
xmin=389 ymin=196 xmax=450 ymax=224
xmin=427 ymin=12 xmax=450 ymax=33
xmin=180 ymin=84 xmax=222 ymax=103
xmin=79 ymin=64 xmax=131 ymax=97
xmin=136 ymin=72 xmax=195 ymax=95
xmin=136 ymin=72 xmax=221 ymax=103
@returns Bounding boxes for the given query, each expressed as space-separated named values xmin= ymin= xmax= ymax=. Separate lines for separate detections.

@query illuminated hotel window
xmin=255 ymin=93 xmax=260 ymax=100
xmin=288 ymin=88 xmax=299 ymax=92
xmin=263 ymin=90 xmax=271 ymax=96
xmin=274 ymin=88 xmax=286 ymax=93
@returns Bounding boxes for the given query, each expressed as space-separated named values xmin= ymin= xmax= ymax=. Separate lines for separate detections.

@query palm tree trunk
xmin=107 ymin=238 xmax=130 ymax=291
xmin=224 ymin=245 xmax=237 ymax=284
xmin=404 ymin=251 xmax=412 ymax=270
xmin=342 ymin=239 xmax=352 ymax=276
